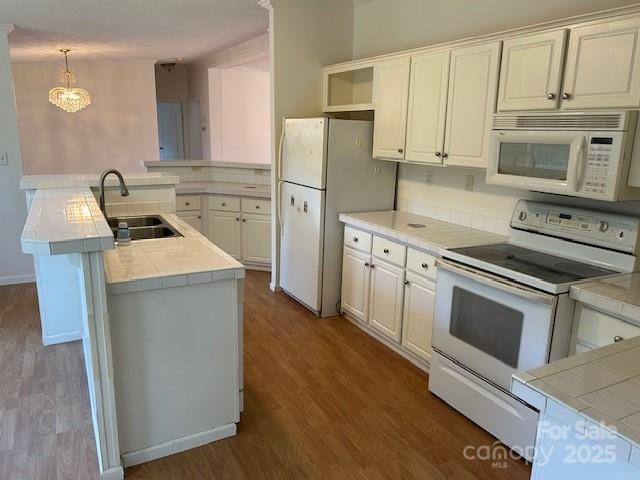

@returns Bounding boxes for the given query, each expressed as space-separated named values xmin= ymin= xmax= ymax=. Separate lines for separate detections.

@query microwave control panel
xmin=512 ymin=200 xmax=639 ymax=253
xmin=583 ymin=136 xmax=616 ymax=195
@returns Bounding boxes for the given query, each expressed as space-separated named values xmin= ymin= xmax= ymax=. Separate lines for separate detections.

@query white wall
xmin=0 ymin=26 xmax=33 ymax=285
xmin=13 ymin=60 xmax=159 ymax=174
xmin=215 ymin=66 xmax=270 ymax=164
xmin=353 ymin=0 xmax=640 ymax=58
xmin=353 ymin=0 xmax=640 ymax=227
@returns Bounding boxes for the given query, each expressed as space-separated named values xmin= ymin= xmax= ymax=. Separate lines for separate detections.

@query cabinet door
xmin=207 ymin=211 xmax=242 ymax=259
xmin=444 ymin=41 xmax=501 ymax=168
xmin=177 ymin=212 xmax=202 ymax=233
xmin=562 ymin=17 xmax=640 ymax=109
xmin=372 ymin=57 xmax=411 ymax=160
xmin=368 ymin=259 xmax=405 ymax=342
xmin=405 ymin=50 xmax=450 ymax=164
xmin=497 ymin=30 xmax=567 ymax=111
xmin=401 ymin=272 xmax=435 ymax=362
xmin=341 ymin=246 xmax=371 ymax=322
xmin=241 ymin=213 xmax=271 ymax=264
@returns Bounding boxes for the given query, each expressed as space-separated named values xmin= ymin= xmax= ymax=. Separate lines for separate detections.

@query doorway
xmin=157 ymin=101 xmax=184 ymax=160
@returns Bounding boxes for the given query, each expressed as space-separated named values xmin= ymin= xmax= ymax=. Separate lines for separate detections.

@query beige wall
xmin=0 ymin=25 xmax=33 ymax=285
xmin=353 ymin=0 xmax=640 ymax=226
xmin=13 ymin=59 xmax=159 ymax=174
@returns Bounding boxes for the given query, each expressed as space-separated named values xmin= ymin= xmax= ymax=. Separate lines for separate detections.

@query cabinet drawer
xmin=344 ymin=226 xmax=371 ymax=253
xmin=241 ymin=197 xmax=271 ymax=214
xmin=372 ymin=236 xmax=406 ymax=266
xmin=576 ymin=305 xmax=640 ymax=348
xmin=208 ymin=195 xmax=240 ymax=212
xmin=406 ymin=248 xmax=437 ymax=280
xmin=176 ymin=195 xmax=201 ymax=212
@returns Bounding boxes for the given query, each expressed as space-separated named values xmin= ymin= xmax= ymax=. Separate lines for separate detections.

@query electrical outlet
xmin=425 ymin=170 xmax=433 ymax=186
xmin=0 ymin=152 xmax=7 ymax=166
xmin=374 ymin=166 xmax=381 ymax=174
xmin=465 ymin=174 xmax=474 ymax=191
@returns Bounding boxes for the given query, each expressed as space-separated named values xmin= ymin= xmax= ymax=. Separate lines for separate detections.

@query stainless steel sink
xmin=107 ymin=215 xmax=182 ymax=242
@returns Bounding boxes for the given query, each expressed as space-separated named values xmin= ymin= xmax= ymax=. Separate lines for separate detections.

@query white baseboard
xmin=100 ymin=466 xmax=124 ymax=480
xmin=0 ymin=273 xmax=35 ymax=286
xmin=121 ymin=423 xmax=237 ymax=468
xmin=42 ymin=330 xmax=83 ymax=346
xmin=244 ymin=263 xmax=271 ymax=272
xmin=269 ymin=282 xmax=281 ymax=292
xmin=343 ymin=312 xmax=430 ymax=374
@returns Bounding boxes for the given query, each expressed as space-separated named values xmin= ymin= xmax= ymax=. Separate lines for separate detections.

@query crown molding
xmin=0 ymin=24 xmax=15 ymax=35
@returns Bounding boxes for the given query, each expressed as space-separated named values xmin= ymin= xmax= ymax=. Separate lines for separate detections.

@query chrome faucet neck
xmin=98 ymin=169 xmax=130 ymax=215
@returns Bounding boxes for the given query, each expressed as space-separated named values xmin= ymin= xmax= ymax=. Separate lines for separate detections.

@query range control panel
xmin=511 ymin=200 xmax=640 ymax=254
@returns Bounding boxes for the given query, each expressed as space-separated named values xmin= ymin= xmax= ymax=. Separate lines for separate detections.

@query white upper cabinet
xmin=562 ymin=17 xmax=640 ymax=109
xmin=405 ymin=50 xmax=450 ymax=164
xmin=444 ymin=41 xmax=501 ymax=168
xmin=498 ymin=30 xmax=567 ymax=111
xmin=372 ymin=57 xmax=411 ymax=160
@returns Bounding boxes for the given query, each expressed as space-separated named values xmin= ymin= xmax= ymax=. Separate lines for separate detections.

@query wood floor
xmin=0 ymin=271 xmax=531 ymax=479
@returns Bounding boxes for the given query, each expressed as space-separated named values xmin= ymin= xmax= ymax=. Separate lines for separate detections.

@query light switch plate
xmin=425 ymin=170 xmax=433 ymax=186
xmin=465 ymin=174 xmax=474 ymax=191
xmin=0 ymin=152 xmax=7 ymax=166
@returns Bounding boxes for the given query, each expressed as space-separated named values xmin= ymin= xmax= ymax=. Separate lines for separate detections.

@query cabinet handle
xmin=370 ymin=264 xmax=375 ymax=269
xmin=383 ymin=248 xmax=389 ymax=254
xmin=562 ymin=92 xmax=571 ymax=100
xmin=614 ymin=335 xmax=624 ymax=343
xmin=353 ymin=237 xmax=359 ymax=243
xmin=421 ymin=262 xmax=429 ymax=269
xmin=255 ymin=205 xmax=260 ymax=209
xmin=397 ymin=147 xmax=404 ymax=154
xmin=364 ymin=262 xmax=370 ymax=267
xmin=546 ymin=92 xmax=556 ymax=100
xmin=303 ymin=201 xmax=308 ymax=213
xmin=435 ymin=151 xmax=442 ymax=157
xmin=442 ymin=152 xmax=448 ymax=159
xmin=404 ymin=280 xmax=410 ymax=286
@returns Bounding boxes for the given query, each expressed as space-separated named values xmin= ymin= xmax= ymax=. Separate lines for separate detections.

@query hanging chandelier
xmin=48 ymin=49 xmax=92 ymax=113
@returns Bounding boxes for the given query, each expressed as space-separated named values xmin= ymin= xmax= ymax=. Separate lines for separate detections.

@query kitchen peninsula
xmin=20 ymin=173 xmax=244 ymax=480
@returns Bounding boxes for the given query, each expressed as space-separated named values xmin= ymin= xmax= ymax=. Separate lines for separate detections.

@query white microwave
xmin=486 ymin=111 xmax=640 ymax=201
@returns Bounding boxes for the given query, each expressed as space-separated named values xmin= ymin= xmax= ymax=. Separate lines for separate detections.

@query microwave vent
xmin=493 ymin=112 xmax=630 ymax=130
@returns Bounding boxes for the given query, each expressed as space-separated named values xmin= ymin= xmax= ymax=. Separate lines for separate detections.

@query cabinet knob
xmin=397 ymin=147 xmax=404 ymax=154
xmin=435 ymin=151 xmax=442 ymax=157
xmin=255 ymin=205 xmax=260 ymax=209
xmin=404 ymin=280 xmax=410 ymax=286
xmin=421 ymin=262 xmax=429 ymax=269
xmin=614 ymin=335 xmax=624 ymax=343
xmin=235 ymin=217 xmax=240 ymax=221
xmin=546 ymin=92 xmax=556 ymax=100
xmin=370 ymin=264 xmax=375 ymax=269
xmin=442 ymin=152 xmax=448 ymax=159
xmin=562 ymin=92 xmax=571 ymax=100
xmin=364 ymin=262 xmax=370 ymax=267
xmin=185 ymin=202 xmax=190 ymax=206
xmin=353 ymin=237 xmax=359 ymax=243
xmin=242 ymin=219 xmax=246 ymax=222
xmin=383 ymin=248 xmax=389 ymax=254
xmin=221 ymin=202 xmax=226 ymax=207
xmin=197 ymin=215 xmax=201 ymax=219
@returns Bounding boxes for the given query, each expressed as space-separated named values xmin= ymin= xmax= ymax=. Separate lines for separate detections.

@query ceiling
xmin=3 ymin=0 xmax=269 ymax=63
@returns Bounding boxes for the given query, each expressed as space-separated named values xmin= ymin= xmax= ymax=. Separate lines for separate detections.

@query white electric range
xmin=428 ymin=200 xmax=640 ymax=461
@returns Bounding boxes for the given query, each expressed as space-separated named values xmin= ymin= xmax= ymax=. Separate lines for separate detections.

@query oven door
xmin=486 ymin=130 xmax=587 ymax=195
xmin=433 ymin=259 xmax=557 ymax=391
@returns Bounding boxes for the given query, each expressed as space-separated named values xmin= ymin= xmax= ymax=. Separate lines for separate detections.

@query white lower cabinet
xmin=208 ymin=211 xmax=242 ymax=260
xmin=341 ymin=246 xmax=371 ymax=322
xmin=340 ymin=225 xmax=436 ymax=368
xmin=369 ymin=259 xmax=405 ymax=342
xmin=572 ymin=302 xmax=640 ymax=353
xmin=401 ymin=272 xmax=435 ymax=362
xmin=177 ymin=212 xmax=202 ymax=233
xmin=241 ymin=213 xmax=271 ymax=264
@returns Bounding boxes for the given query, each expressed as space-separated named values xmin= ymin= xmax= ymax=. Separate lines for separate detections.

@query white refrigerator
xmin=278 ymin=117 xmax=397 ymax=317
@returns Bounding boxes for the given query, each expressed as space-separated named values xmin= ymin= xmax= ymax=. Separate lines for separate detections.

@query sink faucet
xmin=99 ymin=169 xmax=129 ymax=215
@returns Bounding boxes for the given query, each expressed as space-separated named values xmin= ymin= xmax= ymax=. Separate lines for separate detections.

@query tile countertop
xmin=21 ymin=187 xmax=115 ymax=255
xmin=145 ymin=160 xmax=271 ymax=170
xmin=175 ymin=181 xmax=271 ymax=198
xmin=103 ymin=213 xmax=244 ymax=293
xmin=20 ymin=172 xmax=180 ymax=190
xmin=571 ymin=274 xmax=640 ymax=327
xmin=339 ymin=210 xmax=506 ymax=253
xmin=513 ymin=336 xmax=640 ymax=449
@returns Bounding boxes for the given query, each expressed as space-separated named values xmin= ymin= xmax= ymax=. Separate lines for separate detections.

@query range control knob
xmin=598 ymin=221 xmax=610 ymax=232
xmin=518 ymin=211 xmax=527 ymax=222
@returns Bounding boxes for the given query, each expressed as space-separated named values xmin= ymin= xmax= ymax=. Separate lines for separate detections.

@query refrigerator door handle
xmin=277 ymin=119 xmax=286 ymax=234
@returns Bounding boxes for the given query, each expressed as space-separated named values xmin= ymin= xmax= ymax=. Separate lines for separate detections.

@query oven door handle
xmin=436 ymin=258 xmax=556 ymax=305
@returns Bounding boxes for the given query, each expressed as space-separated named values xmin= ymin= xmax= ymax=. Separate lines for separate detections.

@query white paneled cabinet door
xmin=341 ymin=247 xmax=371 ymax=322
xmin=208 ymin=211 xmax=242 ymax=259
xmin=497 ymin=30 xmax=567 ymax=111
xmin=368 ymin=260 xmax=405 ymax=342
xmin=562 ymin=17 xmax=640 ymax=109
xmin=444 ymin=41 xmax=501 ymax=168
xmin=401 ymin=272 xmax=435 ymax=362
xmin=177 ymin=213 xmax=202 ymax=233
xmin=405 ymin=50 xmax=450 ymax=164
xmin=372 ymin=57 xmax=411 ymax=160
xmin=241 ymin=213 xmax=271 ymax=264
